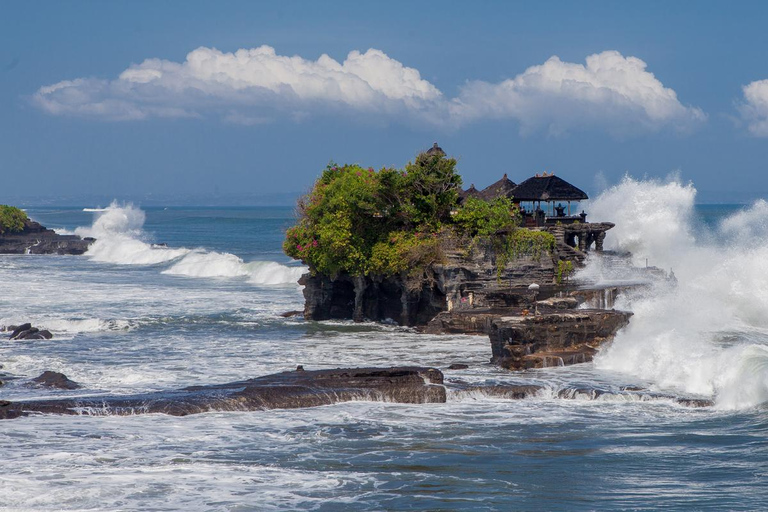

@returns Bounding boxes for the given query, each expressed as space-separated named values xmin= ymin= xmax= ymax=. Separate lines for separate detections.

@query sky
xmin=2 ymin=0 xmax=768 ymax=205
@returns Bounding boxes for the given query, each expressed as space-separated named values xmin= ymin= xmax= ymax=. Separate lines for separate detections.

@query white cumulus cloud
xmin=739 ymin=79 xmax=768 ymax=137
xmin=33 ymin=46 xmax=443 ymax=122
xmin=450 ymin=50 xmax=706 ymax=134
xmin=33 ymin=46 xmax=703 ymax=134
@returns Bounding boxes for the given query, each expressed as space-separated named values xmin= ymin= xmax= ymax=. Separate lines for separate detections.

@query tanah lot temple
xmin=429 ymin=142 xmax=614 ymax=262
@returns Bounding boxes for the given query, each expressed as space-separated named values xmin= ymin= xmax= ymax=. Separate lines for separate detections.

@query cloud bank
xmin=452 ymin=51 xmax=705 ymax=134
xmin=740 ymin=79 xmax=768 ymax=137
xmin=34 ymin=46 xmax=704 ymax=134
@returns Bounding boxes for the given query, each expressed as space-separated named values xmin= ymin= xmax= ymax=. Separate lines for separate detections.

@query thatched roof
xmin=478 ymin=174 xmax=517 ymax=201
xmin=458 ymin=184 xmax=482 ymax=204
xmin=511 ymin=175 xmax=588 ymax=202
xmin=425 ymin=142 xmax=445 ymax=156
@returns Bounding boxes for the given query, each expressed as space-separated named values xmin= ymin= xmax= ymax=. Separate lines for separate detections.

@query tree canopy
xmin=0 ymin=205 xmax=28 ymax=234
xmin=283 ymin=149 xmax=551 ymax=278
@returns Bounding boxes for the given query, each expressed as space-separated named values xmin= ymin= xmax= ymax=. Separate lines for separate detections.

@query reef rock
xmin=0 ymin=367 xmax=445 ymax=420
xmin=6 ymin=323 xmax=53 ymax=340
xmin=0 ymin=218 xmax=93 ymax=255
xmin=31 ymin=371 xmax=80 ymax=390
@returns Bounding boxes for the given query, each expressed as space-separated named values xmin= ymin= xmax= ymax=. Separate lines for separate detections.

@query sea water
xmin=2 ymin=184 xmax=768 ymax=511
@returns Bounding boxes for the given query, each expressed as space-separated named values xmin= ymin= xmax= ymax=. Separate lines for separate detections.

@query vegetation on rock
xmin=0 ymin=205 xmax=28 ymax=234
xmin=556 ymin=259 xmax=575 ymax=284
xmin=452 ymin=197 xmax=520 ymax=237
xmin=284 ymin=149 xmax=556 ymax=280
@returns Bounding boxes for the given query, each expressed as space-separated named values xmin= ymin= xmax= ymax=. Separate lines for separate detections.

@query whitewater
xmin=2 ymin=189 xmax=768 ymax=511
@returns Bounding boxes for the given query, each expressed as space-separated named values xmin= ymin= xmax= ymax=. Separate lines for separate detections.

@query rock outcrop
xmin=31 ymin=371 xmax=80 ymax=390
xmin=297 ymin=224 xmax=637 ymax=372
xmin=301 ymin=235 xmax=559 ymax=326
xmin=0 ymin=218 xmax=93 ymax=255
xmin=489 ymin=309 xmax=633 ymax=370
xmin=5 ymin=323 xmax=53 ymax=340
xmin=0 ymin=367 xmax=446 ymax=420
xmin=0 ymin=323 xmax=53 ymax=340
xmin=300 ymin=223 xmax=616 ymax=328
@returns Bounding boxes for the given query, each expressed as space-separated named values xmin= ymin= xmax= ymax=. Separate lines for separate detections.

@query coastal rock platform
xmin=0 ymin=367 xmax=446 ymax=420
xmin=489 ymin=309 xmax=633 ymax=370
xmin=0 ymin=218 xmax=93 ymax=255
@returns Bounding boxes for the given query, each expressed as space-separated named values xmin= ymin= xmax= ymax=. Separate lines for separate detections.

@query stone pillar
xmin=596 ymin=231 xmax=606 ymax=252
xmin=352 ymin=276 xmax=366 ymax=322
xmin=577 ymin=234 xmax=585 ymax=252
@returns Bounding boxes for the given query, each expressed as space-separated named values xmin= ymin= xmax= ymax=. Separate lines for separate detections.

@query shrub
xmin=556 ymin=259 xmax=575 ymax=284
xmin=0 ymin=205 xmax=28 ymax=234
xmin=283 ymin=149 xmax=558 ymax=284
xmin=283 ymin=153 xmax=461 ymax=279
xmin=453 ymin=197 xmax=520 ymax=237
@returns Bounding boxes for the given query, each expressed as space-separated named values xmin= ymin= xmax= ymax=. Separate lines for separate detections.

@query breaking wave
xmin=584 ymin=175 xmax=768 ymax=409
xmin=76 ymin=202 xmax=304 ymax=285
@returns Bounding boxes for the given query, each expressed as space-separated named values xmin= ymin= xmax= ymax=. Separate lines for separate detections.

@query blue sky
xmin=2 ymin=0 xmax=768 ymax=204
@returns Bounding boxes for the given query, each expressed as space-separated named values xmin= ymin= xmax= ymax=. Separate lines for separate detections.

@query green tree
xmin=0 ymin=205 xmax=28 ymax=234
xmin=403 ymin=151 xmax=462 ymax=229
xmin=284 ymin=148 xmax=462 ymax=277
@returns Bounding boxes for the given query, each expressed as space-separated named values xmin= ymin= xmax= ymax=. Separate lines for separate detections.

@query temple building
xmin=459 ymin=171 xmax=611 ymax=256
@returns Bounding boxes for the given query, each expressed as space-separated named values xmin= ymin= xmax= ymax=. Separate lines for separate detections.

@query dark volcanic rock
xmin=8 ymin=323 xmax=53 ymax=340
xmin=447 ymin=363 xmax=469 ymax=370
xmin=0 ymin=367 xmax=446 ymax=420
xmin=0 ymin=218 xmax=93 ymax=255
xmin=489 ymin=309 xmax=633 ymax=370
xmin=9 ymin=323 xmax=32 ymax=339
xmin=31 ymin=371 xmax=80 ymax=390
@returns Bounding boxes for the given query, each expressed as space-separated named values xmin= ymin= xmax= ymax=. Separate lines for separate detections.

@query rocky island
xmin=285 ymin=144 xmax=637 ymax=370
xmin=0 ymin=205 xmax=93 ymax=255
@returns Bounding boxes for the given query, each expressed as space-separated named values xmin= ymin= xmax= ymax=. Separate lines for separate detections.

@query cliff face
xmin=301 ymin=234 xmax=558 ymax=326
xmin=0 ymin=219 xmax=93 ymax=255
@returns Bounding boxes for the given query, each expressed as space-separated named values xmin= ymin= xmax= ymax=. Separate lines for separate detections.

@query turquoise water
xmin=2 ymin=202 xmax=768 ymax=511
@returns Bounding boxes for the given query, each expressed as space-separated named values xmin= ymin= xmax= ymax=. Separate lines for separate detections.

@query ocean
xmin=2 ymin=178 xmax=768 ymax=511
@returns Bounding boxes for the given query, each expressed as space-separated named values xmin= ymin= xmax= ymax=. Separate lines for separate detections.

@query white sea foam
xmin=51 ymin=227 xmax=76 ymax=235
xmin=246 ymin=260 xmax=306 ymax=285
xmin=76 ymin=201 xmax=304 ymax=284
xmin=586 ymin=177 xmax=768 ymax=409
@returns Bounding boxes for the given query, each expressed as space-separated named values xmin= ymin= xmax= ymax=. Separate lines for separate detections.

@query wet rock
xmin=7 ymin=324 xmax=53 ymax=340
xmin=0 ymin=218 xmax=93 ymax=255
xmin=447 ymin=363 xmax=469 ymax=370
xmin=0 ymin=367 xmax=445 ymax=420
xmin=675 ymin=397 xmax=715 ymax=408
xmin=9 ymin=323 xmax=31 ymax=339
xmin=14 ymin=328 xmax=39 ymax=340
xmin=460 ymin=384 xmax=545 ymax=400
xmin=557 ymin=387 xmax=608 ymax=400
xmin=423 ymin=310 xmax=499 ymax=335
xmin=31 ymin=371 xmax=80 ymax=390
xmin=280 ymin=310 xmax=304 ymax=318
xmin=490 ymin=309 xmax=632 ymax=370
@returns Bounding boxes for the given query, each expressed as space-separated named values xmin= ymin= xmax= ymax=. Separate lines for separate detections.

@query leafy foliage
xmin=284 ymin=149 xmax=557 ymax=282
xmin=0 ymin=205 xmax=28 ymax=234
xmin=556 ymin=259 xmax=575 ymax=284
xmin=283 ymin=154 xmax=460 ymax=277
xmin=452 ymin=197 xmax=520 ymax=237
